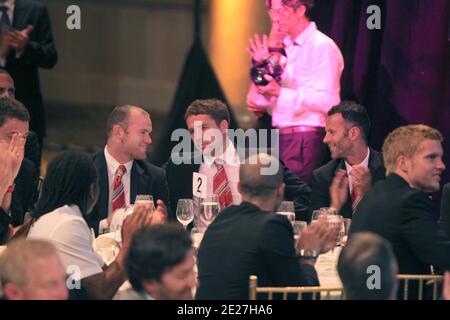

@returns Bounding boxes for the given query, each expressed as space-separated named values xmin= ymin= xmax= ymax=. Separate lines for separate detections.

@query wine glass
xmin=276 ymin=201 xmax=295 ymax=224
xmin=200 ymin=195 xmax=221 ymax=225
xmin=176 ymin=199 xmax=194 ymax=229
xmin=292 ymin=221 xmax=307 ymax=241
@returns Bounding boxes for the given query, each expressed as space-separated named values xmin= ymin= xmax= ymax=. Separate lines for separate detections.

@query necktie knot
xmin=116 ymin=165 xmax=126 ymax=177
xmin=0 ymin=5 xmax=8 ymax=14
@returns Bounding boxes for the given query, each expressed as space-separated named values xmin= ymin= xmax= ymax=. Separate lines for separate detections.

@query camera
xmin=250 ymin=51 xmax=285 ymax=86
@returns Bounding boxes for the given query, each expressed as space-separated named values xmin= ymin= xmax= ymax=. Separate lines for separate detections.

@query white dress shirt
xmin=344 ymin=148 xmax=370 ymax=195
xmin=194 ymin=141 xmax=242 ymax=230
xmin=247 ymin=22 xmax=344 ymax=128
xmin=28 ymin=205 xmax=105 ymax=280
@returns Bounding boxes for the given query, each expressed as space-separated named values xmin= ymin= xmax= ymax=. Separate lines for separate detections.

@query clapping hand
xmin=330 ymin=169 xmax=349 ymax=213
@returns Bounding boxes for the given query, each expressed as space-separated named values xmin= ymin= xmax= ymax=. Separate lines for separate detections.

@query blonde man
xmin=0 ymin=239 xmax=68 ymax=300
xmin=349 ymin=125 xmax=449 ymax=298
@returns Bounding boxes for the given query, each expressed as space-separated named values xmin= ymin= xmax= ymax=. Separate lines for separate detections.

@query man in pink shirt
xmin=247 ymin=0 xmax=344 ymax=185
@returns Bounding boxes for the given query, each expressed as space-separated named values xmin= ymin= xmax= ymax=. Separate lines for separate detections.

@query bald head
xmin=239 ymin=153 xmax=283 ymax=198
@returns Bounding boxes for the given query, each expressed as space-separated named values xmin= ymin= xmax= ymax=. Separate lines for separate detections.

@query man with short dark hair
xmin=165 ymin=98 xmax=312 ymax=228
xmin=247 ymin=0 xmax=344 ymax=185
xmin=196 ymin=153 xmax=338 ymax=300
xmin=88 ymin=105 xmax=171 ymax=234
xmin=338 ymin=232 xmax=398 ymax=300
xmin=117 ymin=223 xmax=196 ymax=300
xmin=311 ymin=101 xmax=385 ymax=219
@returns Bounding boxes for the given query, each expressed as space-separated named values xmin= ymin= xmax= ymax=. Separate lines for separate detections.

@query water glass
xmin=200 ymin=195 xmax=221 ymax=224
xmin=276 ymin=201 xmax=295 ymax=224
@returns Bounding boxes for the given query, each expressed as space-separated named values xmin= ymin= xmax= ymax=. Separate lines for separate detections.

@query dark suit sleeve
xmin=152 ymin=167 xmax=173 ymax=221
xmin=21 ymin=5 xmax=58 ymax=69
xmin=0 ymin=208 xmax=11 ymax=245
xmin=258 ymin=216 xmax=319 ymax=286
xmin=282 ymin=165 xmax=312 ymax=222
xmin=311 ymin=169 xmax=331 ymax=213
xmin=400 ymin=192 xmax=450 ymax=272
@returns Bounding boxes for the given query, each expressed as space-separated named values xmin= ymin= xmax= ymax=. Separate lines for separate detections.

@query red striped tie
xmin=112 ymin=165 xmax=126 ymax=212
xmin=213 ymin=161 xmax=233 ymax=209
xmin=351 ymin=186 xmax=362 ymax=214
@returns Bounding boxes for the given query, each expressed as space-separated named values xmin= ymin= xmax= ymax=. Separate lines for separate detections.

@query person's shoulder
xmin=136 ymin=159 xmax=166 ymax=176
xmin=313 ymin=158 xmax=341 ymax=179
xmin=20 ymin=0 xmax=48 ymax=10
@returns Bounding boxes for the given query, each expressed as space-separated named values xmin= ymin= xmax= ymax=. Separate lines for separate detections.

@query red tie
xmin=351 ymin=185 xmax=362 ymax=214
xmin=213 ymin=161 xmax=233 ymax=209
xmin=112 ymin=165 xmax=126 ymax=212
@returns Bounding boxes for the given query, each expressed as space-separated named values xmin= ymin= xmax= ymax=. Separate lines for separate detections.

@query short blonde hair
xmin=0 ymin=239 xmax=59 ymax=287
xmin=382 ymin=124 xmax=443 ymax=174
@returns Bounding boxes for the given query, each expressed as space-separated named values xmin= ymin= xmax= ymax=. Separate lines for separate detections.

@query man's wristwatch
xmin=298 ymin=249 xmax=319 ymax=260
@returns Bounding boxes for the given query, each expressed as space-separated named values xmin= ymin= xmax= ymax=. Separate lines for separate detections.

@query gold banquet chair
xmin=249 ymin=275 xmax=344 ymax=300
xmin=397 ymin=274 xmax=443 ymax=300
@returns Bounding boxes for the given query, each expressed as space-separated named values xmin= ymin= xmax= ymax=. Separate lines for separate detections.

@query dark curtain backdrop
xmin=311 ymin=0 xmax=450 ymax=197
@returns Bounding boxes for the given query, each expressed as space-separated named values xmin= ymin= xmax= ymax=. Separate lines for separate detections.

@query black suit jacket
xmin=0 ymin=208 xmax=11 ymax=245
xmin=11 ymin=158 xmax=36 ymax=226
xmin=88 ymin=150 xmax=171 ymax=233
xmin=196 ymin=201 xmax=319 ymax=300
xmin=164 ymin=151 xmax=312 ymax=222
xmin=439 ymin=183 xmax=450 ymax=238
xmin=5 ymin=0 xmax=58 ymax=138
xmin=311 ymin=148 xmax=386 ymax=219
xmin=350 ymin=173 xmax=450 ymax=275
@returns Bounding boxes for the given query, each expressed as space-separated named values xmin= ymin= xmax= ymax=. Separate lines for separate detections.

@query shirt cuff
xmin=15 ymin=49 xmax=24 ymax=59
xmin=99 ymin=218 xmax=109 ymax=234
xmin=0 ymin=57 xmax=5 ymax=67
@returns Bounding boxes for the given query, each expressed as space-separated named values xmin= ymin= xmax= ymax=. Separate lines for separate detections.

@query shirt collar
xmin=104 ymin=146 xmax=133 ymax=176
xmin=141 ymin=291 xmax=155 ymax=300
xmin=344 ymin=148 xmax=370 ymax=172
xmin=284 ymin=21 xmax=317 ymax=47
xmin=0 ymin=0 xmax=14 ymax=10
xmin=203 ymin=140 xmax=240 ymax=167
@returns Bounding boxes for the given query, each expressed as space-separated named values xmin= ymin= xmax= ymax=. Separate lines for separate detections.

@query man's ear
xmin=397 ymin=155 xmax=410 ymax=173
xmin=142 ymin=280 xmax=159 ymax=298
xmin=349 ymin=127 xmax=361 ymax=141
xmin=112 ymin=124 xmax=125 ymax=139
xmin=219 ymin=120 xmax=229 ymax=133
xmin=294 ymin=4 xmax=307 ymax=18
xmin=3 ymin=283 xmax=25 ymax=300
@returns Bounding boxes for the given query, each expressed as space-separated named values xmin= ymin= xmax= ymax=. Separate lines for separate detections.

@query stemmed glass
xmin=200 ymin=195 xmax=220 ymax=225
xmin=176 ymin=199 xmax=194 ymax=230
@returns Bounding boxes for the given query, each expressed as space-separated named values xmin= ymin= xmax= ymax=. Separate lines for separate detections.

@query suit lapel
xmin=130 ymin=161 xmax=150 ymax=204
xmin=368 ymin=149 xmax=386 ymax=183
xmin=12 ymin=0 xmax=26 ymax=30
xmin=94 ymin=151 xmax=109 ymax=220
xmin=333 ymin=159 xmax=352 ymax=218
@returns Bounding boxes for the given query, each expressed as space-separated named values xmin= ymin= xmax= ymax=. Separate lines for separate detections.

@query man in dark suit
xmin=0 ymin=97 xmax=35 ymax=227
xmin=196 ymin=153 xmax=338 ymax=300
xmin=88 ymin=105 xmax=170 ymax=234
xmin=165 ymin=99 xmax=312 ymax=228
xmin=0 ymin=0 xmax=57 ymax=152
xmin=311 ymin=101 xmax=385 ymax=219
xmin=350 ymin=124 xmax=450 ymax=276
